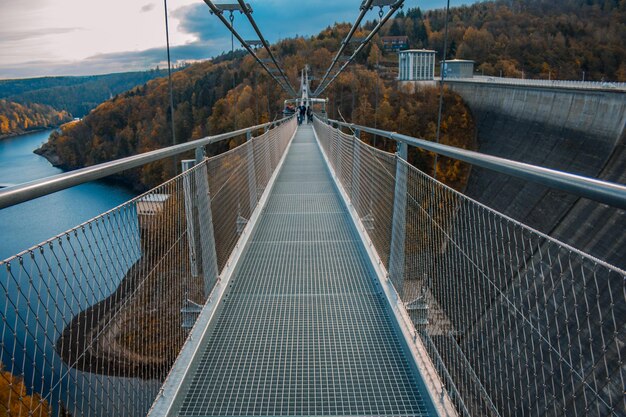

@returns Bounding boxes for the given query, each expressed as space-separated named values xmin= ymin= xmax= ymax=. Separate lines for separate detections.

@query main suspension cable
xmin=163 ymin=0 xmax=176 ymax=149
xmin=314 ymin=0 xmax=374 ymax=96
xmin=314 ymin=0 xmax=405 ymax=97
xmin=236 ymin=0 xmax=296 ymax=96
xmin=230 ymin=11 xmax=237 ymax=130
xmin=434 ymin=0 xmax=451 ymax=181
xmin=203 ymin=0 xmax=294 ymax=96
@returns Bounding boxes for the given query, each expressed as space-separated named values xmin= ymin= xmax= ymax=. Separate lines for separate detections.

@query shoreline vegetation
xmin=0 ymin=127 xmax=49 ymax=141
xmin=0 ymin=99 xmax=72 ymax=139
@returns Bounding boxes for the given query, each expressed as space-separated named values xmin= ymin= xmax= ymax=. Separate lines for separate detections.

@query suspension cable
xmin=236 ymin=0 xmax=297 ymax=96
xmin=434 ymin=0 xmax=451 ymax=181
xmin=314 ymin=0 xmax=405 ymax=97
xmin=203 ymin=0 xmax=293 ymax=96
xmin=229 ymin=11 xmax=237 ymax=130
xmin=163 ymin=0 xmax=176 ymax=149
xmin=314 ymin=0 xmax=374 ymax=96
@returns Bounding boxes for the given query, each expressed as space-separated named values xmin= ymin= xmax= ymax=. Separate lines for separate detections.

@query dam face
xmin=446 ymin=81 xmax=626 ymax=269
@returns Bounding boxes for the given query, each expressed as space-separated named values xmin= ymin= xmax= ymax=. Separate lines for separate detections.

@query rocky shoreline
xmin=33 ymin=145 xmax=65 ymax=167
xmin=34 ymin=143 xmax=146 ymax=192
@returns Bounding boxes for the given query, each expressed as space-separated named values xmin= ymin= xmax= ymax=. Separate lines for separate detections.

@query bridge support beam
xmin=389 ymin=142 xmax=408 ymax=296
xmin=246 ymin=131 xmax=258 ymax=213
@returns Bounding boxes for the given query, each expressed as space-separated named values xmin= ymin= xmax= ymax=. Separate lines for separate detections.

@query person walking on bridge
xmin=298 ymin=103 xmax=306 ymax=125
xmin=306 ymin=106 xmax=312 ymax=124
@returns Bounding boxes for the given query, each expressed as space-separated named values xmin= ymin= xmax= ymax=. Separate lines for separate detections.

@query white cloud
xmin=0 ymin=0 xmax=476 ymax=79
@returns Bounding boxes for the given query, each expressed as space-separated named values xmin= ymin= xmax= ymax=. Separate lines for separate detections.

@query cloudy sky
xmin=0 ymin=0 xmax=475 ymax=79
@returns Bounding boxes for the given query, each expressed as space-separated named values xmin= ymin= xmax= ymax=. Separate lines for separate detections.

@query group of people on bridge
xmin=285 ymin=102 xmax=312 ymax=125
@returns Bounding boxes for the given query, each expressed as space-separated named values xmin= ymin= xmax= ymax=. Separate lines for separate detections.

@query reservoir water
xmin=0 ymin=130 xmax=157 ymax=416
xmin=0 ymin=129 xmax=137 ymax=261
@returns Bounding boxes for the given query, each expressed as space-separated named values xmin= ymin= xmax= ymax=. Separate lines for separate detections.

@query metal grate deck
xmin=173 ymin=125 xmax=434 ymax=417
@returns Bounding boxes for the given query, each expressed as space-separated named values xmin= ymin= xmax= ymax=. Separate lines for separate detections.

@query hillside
xmin=37 ymin=29 xmax=476 ymax=192
xmin=0 ymin=99 xmax=71 ymax=138
xmin=0 ymin=69 xmax=177 ymax=118
xmin=384 ymin=0 xmax=626 ymax=81
xmin=38 ymin=0 xmax=626 ymax=190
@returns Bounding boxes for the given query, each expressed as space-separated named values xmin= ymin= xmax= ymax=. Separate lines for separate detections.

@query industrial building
xmin=441 ymin=59 xmax=475 ymax=78
xmin=398 ymin=49 xmax=436 ymax=81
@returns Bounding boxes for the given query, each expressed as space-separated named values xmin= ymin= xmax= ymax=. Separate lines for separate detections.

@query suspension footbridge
xmin=0 ymin=1 xmax=625 ymax=417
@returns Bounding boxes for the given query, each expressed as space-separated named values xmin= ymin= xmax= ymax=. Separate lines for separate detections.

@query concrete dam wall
xmin=446 ymin=81 xmax=626 ymax=269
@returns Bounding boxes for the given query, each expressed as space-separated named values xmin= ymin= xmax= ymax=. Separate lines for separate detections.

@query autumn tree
xmin=0 ymin=362 xmax=50 ymax=417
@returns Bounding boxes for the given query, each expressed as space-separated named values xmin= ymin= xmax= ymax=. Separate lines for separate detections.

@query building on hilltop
xmin=381 ymin=36 xmax=409 ymax=52
xmin=398 ymin=49 xmax=436 ymax=81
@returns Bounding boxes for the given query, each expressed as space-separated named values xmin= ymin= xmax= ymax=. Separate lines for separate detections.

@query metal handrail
xmin=324 ymin=117 xmax=626 ymax=210
xmin=0 ymin=117 xmax=291 ymax=209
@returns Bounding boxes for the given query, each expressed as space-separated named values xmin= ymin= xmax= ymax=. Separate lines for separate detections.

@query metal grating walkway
xmin=172 ymin=125 xmax=435 ymax=417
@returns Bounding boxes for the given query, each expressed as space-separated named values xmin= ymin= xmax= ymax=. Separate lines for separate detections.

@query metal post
xmin=195 ymin=146 xmax=205 ymax=165
xmin=181 ymin=160 xmax=199 ymax=278
xmin=351 ymin=129 xmax=361 ymax=209
xmin=334 ymin=128 xmax=341 ymax=176
xmin=194 ymin=162 xmax=220 ymax=296
xmin=389 ymin=141 xmax=408 ymax=295
xmin=246 ymin=131 xmax=258 ymax=213
xmin=265 ymin=128 xmax=273 ymax=183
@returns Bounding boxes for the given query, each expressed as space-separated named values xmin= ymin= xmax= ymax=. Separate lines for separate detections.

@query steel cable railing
xmin=0 ymin=117 xmax=296 ymax=417
xmin=313 ymin=118 xmax=625 ymax=417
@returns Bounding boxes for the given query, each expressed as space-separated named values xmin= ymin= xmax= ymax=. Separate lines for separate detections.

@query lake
xmin=0 ymin=129 xmax=137 ymax=261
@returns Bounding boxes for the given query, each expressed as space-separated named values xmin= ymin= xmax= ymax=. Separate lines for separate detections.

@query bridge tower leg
xmin=389 ymin=142 xmax=408 ymax=297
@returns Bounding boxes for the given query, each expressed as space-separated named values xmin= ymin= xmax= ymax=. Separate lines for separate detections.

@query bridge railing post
xmin=194 ymin=146 xmax=204 ymax=165
xmin=194 ymin=160 xmax=220 ymax=297
xmin=246 ymin=131 xmax=258 ymax=212
xmin=389 ymin=141 xmax=408 ymax=296
xmin=351 ymin=129 xmax=361 ymax=211
xmin=181 ymin=159 xmax=200 ymax=279
xmin=334 ymin=128 xmax=342 ymax=178
xmin=262 ymin=127 xmax=274 ymax=187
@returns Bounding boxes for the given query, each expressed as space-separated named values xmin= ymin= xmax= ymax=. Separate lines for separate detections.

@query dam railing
xmin=442 ymin=75 xmax=626 ymax=92
xmin=0 ymin=117 xmax=296 ymax=417
xmin=313 ymin=117 xmax=625 ymax=417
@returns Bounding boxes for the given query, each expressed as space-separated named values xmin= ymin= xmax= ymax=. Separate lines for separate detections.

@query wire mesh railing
xmin=313 ymin=118 xmax=625 ymax=417
xmin=0 ymin=117 xmax=296 ymax=417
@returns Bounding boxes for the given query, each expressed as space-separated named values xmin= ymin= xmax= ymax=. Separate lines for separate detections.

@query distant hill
xmin=0 ymin=69 xmax=181 ymax=118
xmin=0 ymin=99 xmax=71 ymax=138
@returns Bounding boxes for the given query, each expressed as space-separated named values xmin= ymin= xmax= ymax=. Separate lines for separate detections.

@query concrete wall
xmin=446 ymin=81 xmax=626 ymax=269
xmin=424 ymin=83 xmax=626 ymax=415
